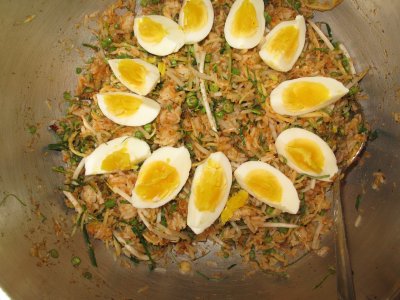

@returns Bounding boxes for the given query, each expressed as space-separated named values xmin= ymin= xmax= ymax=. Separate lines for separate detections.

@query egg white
xmin=134 ymin=15 xmax=185 ymax=56
xmin=108 ymin=59 xmax=160 ymax=96
xmin=259 ymin=15 xmax=306 ymax=72
xmin=234 ymin=161 xmax=300 ymax=214
xmin=224 ymin=0 xmax=265 ymax=49
xmin=179 ymin=0 xmax=214 ymax=44
xmin=130 ymin=146 xmax=191 ymax=209
xmin=275 ymin=128 xmax=338 ymax=181
xmin=96 ymin=92 xmax=160 ymax=127
xmin=84 ymin=136 xmax=151 ymax=176
xmin=187 ymin=152 xmax=232 ymax=234
xmin=270 ymin=77 xmax=349 ymax=116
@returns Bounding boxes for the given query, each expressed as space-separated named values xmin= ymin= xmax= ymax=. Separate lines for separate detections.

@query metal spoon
xmin=333 ymin=100 xmax=366 ymax=300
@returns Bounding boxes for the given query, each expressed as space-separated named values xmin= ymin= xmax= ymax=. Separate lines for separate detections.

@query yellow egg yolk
xmin=220 ymin=190 xmax=248 ymax=225
xmin=283 ymin=81 xmax=330 ymax=112
xmin=103 ymin=94 xmax=142 ymax=117
xmin=101 ymin=147 xmax=133 ymax=171
xmin=194 ymin=159 xmax=227 ymax=212
xmin=244 ymin=169 xmax=282 ymax=203
xmin=135 ymin=161 xmax=180 ymax=202
xmin=266 ymin=25 xmax=299 ymax=61
xmin=138 ymin=17 xmax=168 ymax=43
xmin=182 ymin=0 xmax=207 ymax=32
xmin=117 ymin=60 xmax=148 ymax=89
xmin=232 ymin=0 xmax=258 ymax=38
xmin=286 ymin=138 xmax=325 ymax=173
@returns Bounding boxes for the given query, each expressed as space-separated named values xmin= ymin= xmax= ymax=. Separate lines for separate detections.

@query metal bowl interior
xmin=0 ymin=1 xmax=399 ymax=299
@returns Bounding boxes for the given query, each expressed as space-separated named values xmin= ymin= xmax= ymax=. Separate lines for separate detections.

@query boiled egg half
xmin=259 ymin=15 xmax=306 ymax=72
xmin=179 ymin=0 xmax=214 ymax=44
xmin=224 ymin=0 xmax=265 ymax=49
xmin=134 ymin=15 xmax=185 ymax=56
xmin=85 ymin=136 xmax=151 ymax=175
xmin=108 ymin=59 xmax=160 ymax=96
xmin=234 ymin=161 xmax=300 ymax=214
xmin=187 ymin=152 xmax=232 ymax=234
xmin=270 ymin=77 xmax=349 ymax=116
xmin=130 ymin=147 xmax=191 ymax=208
xmin=275 ymin=128 xmax=338 ymax=180
xmin=97 ymin=92 xmax=160 ymax=126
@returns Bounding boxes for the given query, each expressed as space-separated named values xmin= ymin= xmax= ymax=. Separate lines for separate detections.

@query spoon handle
xmin=333 ymin=179 xmax=356 ymax=300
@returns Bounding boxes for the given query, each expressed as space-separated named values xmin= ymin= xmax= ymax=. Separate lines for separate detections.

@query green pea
xmin=71 ymin=256 xmax=81 ymax=267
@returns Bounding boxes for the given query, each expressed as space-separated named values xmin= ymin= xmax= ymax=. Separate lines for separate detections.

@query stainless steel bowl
xmin=0 ymin=1 xmax=399 ymax=299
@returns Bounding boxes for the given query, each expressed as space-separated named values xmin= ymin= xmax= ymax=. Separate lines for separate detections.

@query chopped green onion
xmin=71 ymin=256 xmax=81 ymax=267
xmin=75 ymin=67 xmax=82 ymax=74
xmin=209 ymin=83 xmax=219 ymax=92
xmin=278 ymin=227 xmax=289 ymax=234
xmin=27 ymin=125 xmax=37 ymax=135
xmin=264 ymin=12 xmax=272 ymax=25
xmin=52 ymin=166 xmax=66 ymax=173
xmin=264 ymin=235 xmax=273 ymax=243
xmin=114 ymin=23 xmax=120 ymax=29
xmin=249 ymin=245 xmax=256 ymax=260
xmin=161 ymin=208 xmax=167 ymax=227
xmin=314 ymin=47 xmax=329 ymax=53
xmin=63 ymin=91 xmax=72 ymax=101
xmin=104 ymin=199 xmax=116 ymax=209
xmin=186 ymin=92 xmax=199 ymax=108
xmin=342 ymin=56 xmax=350 ymax=73
xmin=266 ymin=207 xmax=275 ymax=215
xmin=48 ymin=142 xmax=68 ymax=151
xmin=205 ymin=53 xmax=212 ymax=63
xmin=131 ymin=225 xmax=156 ymax=270
xmin=263 ymin=248 xmax=277 ymax=255
xmin=115 ymin=53 xmax=133 ymax=59
xmin=355 ymin=195 xmax=362 ymax=211
xmin=170 ymin=59 xmax=177 ymax=67
xmin=49 ymin=249 xmax=59 ymax=258
xmin=135 ymin=131 xmax=144 ymax=139
xmin=83 ymin=271 xmax=92 ymax=280
xmin=348 ymin=86 xmax=360 ymax=96
xmin=369 ymin=129 xmax=379 ymax=141
xmin=100 ymin=36 xmax=113 ymax=49
xmin=215 ymin=111 xmax=225 ymax=119
xmin=231 ymin=67 xmax=240 ymax=75
xmin=222 ymin=101 xmax=234 ymax=113
xmin=82 ymin=43 xmax=99 ymax=51
xmin=144 ymin=123 xmax=153 ymax=133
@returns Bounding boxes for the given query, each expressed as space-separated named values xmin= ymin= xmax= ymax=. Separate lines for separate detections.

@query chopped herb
xmin=83 ymin=224 xmax=98 ymax=267
xmin=278 ymin=227 xmax=289 ymax=234
xmin=227 ymin=263 xmax=237 ymax=270
xmin=250 ymin=108 xmax=263 ymax=115
xmin=48 ymin=249 xmax=59 ymax=258
xmin=170 ymin=201 xmax=177 ymax=212
xmin=320 ymin=22 xmax=333 ymax=38
xmin=249 ymin=245 xmax=256 ymax=260
xmin=160 ymin=208 xmax=167 ymax=227
xmin=209 ymin=83 xmax=219 ymax=92
xmin=144 ymin=123 xmax=153 ymax=133
xmin=355 ymin=194 xmax=362 ymax=211
xmin=358 ymin=123 xmax=368 ymax=134
xmin=114 ymin=23 xmax=120 ymax=29
xmin=186 ymin=92 xmax=199 ymax=108
xmin=27 ymin=125 xmax=37 ymax=135
xmin=222 ymin=101 xmax=234 ymax=113
xmin=313 ymin=266 xmax=336 ymax=289
xmin=215 ymin=111 xmax=225 ymax=119
xmin=264 ymin=12 xmax=272 ymax=25
xmin=0 ymin=193 xmax=26 ymax=207
xmin=266 ymin=206 xmax=275 ymax=215
xmin=83 ymin=271 xmax=92 ymax=280
xmin=286 ymin=0 xmax=301 ymax=12
xmin=83 ymin=87 xmax=94 ymax=94
xmin=264 ymin=234 xmax=273 ymax=243
xmin=231 ymin=67 xmax=240 ymax=75
xmin=135 ymin=131 xmax=144 ymax=139
xmin=369 ymin=129 xmax=379 ymax=141
xmin=63 ymin=91 xmax=72 ymax=101
xmin=166 ymin=104 xmax=172 ymax=112
xmin=75 ymin=67 xmax=82 ymax=74
xmin=263 ymin=248 xmax=277 ymax=255
xmin=132 ymin=225 xmax=156 ymax=270
xmin=348 ymin=86 xmax=360 ymax=96
xmin=299 ymin=173 xmax=330 ymax=180
xmin=52 ymin=166 xmax=66 ymax=173
xmin=115 ymin=53 xmax=133 ymax=59
xmin=104 ymin=199 xmax=116 ymax=209
xmin=170 ymin=59 xmax=177 ymax=67
xmin=100 ymin=36 xmax=113 ymax=49
xmin=71 ymin=256 xmax=81 ymax=267
xmin=205 ymin=53 xmax=212 ymax=63
xmin=314 ymin=47 xmax=329 ymax=53
xmin=82 ymin=43 xmax=99 ymax=51
xmin=342 ymin=56 xmax=350 ymax=73
xmin=195 ymin=270 xmax=225 ymax=282
xmin=330 ymin=71 xmax=342 ymax=77
xmin=185 ymin=143 xmax=193 ymax=151
xmin=140 ymin=0 xmax=149 ymax=6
